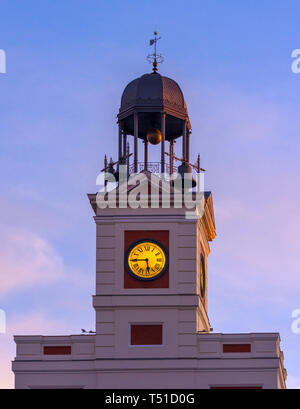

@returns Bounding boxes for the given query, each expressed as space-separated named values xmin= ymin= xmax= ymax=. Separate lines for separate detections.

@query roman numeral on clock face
xmin=126 ymin=239 xmax=168 ymax=281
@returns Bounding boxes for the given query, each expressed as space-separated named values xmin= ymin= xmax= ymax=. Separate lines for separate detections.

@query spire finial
xmin=147 ymin=31 xmax=164 ymax=73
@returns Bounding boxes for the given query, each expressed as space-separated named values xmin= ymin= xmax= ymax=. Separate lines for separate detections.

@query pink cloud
xmin=0 ymin=312 xmax=76 ymax=389
xmin=0 ymin=229 xmax=65 ymax=295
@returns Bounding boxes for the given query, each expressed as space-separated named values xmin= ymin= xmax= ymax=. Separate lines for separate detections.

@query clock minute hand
xmin=130 ymin=258 xmax=150 ymax=273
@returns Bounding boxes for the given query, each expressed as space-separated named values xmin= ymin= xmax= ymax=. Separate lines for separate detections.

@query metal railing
xmin=128 ymin=162 xmax=178 ymax=176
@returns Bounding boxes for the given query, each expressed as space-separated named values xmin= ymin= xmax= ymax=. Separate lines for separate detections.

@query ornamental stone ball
xmin=146 ymin=128 xmax=162 ymax=145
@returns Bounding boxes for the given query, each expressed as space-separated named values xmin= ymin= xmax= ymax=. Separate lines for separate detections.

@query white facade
xmin=13 ymin=333 xmax=286 ymax=389
xmin=12 ymin=186 xmax=287 ymax=389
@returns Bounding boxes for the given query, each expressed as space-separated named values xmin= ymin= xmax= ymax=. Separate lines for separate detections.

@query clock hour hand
xmin=130 ymin=258 xmax=148 ymax=262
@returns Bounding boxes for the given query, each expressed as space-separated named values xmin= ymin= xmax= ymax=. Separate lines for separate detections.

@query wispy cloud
xmin=0 ymin=229 xmax=65 ymax=296
xmin=0 ymin=312 xmax=76 ymax=389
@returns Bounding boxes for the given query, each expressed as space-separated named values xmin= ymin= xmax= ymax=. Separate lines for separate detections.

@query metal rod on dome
xmin=161 ymin=112 xmax=166 ymax=174
xmin=134 ymin=113 xmax=138 ymax=173
xmin=144 ymin=140 xmax=148 ymax=171
xmin=118 ymin=123 xmax=122 ymax=164
xmin=182 ymin=120 xmax=187 ymax=163
xmin=186 ymin=131 xmax=190 ymax=162
xmin=197 ymin=154 xmax=200 ymax=193
xmin=122 ymin=132 xmax=127 ymax=159
xmin=147 ymin=32 xmax=164 ymax=73
xmin=104 ymin=155 xmax=108 ymax=189
xmin=170 ymin=140 xmax=174 ymax=175
xmin=126 ymin=142 xmax=130 ymax=178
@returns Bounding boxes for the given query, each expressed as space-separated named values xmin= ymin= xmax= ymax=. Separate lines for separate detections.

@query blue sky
xmin=1 ymin=0 xmax=300 ymax=388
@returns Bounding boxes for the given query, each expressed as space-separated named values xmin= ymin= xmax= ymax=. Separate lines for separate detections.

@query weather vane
xmin=147 ymin=31 xmax=164 ymax=73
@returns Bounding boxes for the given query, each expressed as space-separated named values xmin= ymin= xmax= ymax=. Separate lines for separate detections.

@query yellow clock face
xmin=125 ymin=239 xmax=168 ymax=281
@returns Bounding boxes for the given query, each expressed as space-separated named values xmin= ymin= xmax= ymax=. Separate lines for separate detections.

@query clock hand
xmin=130 ymin=258 xmax=148 ymax=262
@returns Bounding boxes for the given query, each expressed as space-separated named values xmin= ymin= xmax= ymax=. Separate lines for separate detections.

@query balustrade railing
xmin=128 ymin=162 xmax=178 ymax=176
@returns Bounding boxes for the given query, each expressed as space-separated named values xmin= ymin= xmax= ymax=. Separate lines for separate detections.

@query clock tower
xmin=87 ymin=56 xmax=217 ymax=381
xmin=13 ymin=39 xmax=287 ymax=389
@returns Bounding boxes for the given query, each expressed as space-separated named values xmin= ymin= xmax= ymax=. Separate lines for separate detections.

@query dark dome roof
xmin=119 ymin=72 xmax=188 ymax=119
xmin=117 ymin=72 xmax=190 ymax=141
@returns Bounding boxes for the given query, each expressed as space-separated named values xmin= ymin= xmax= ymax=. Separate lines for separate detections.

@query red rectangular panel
xmin=131 ymin=324 xmax=162 ymax=345
xmin=223 ymin=344 xmax=251 ymax=353
xmin=43 ymin=346 xmax=71 ymax=355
